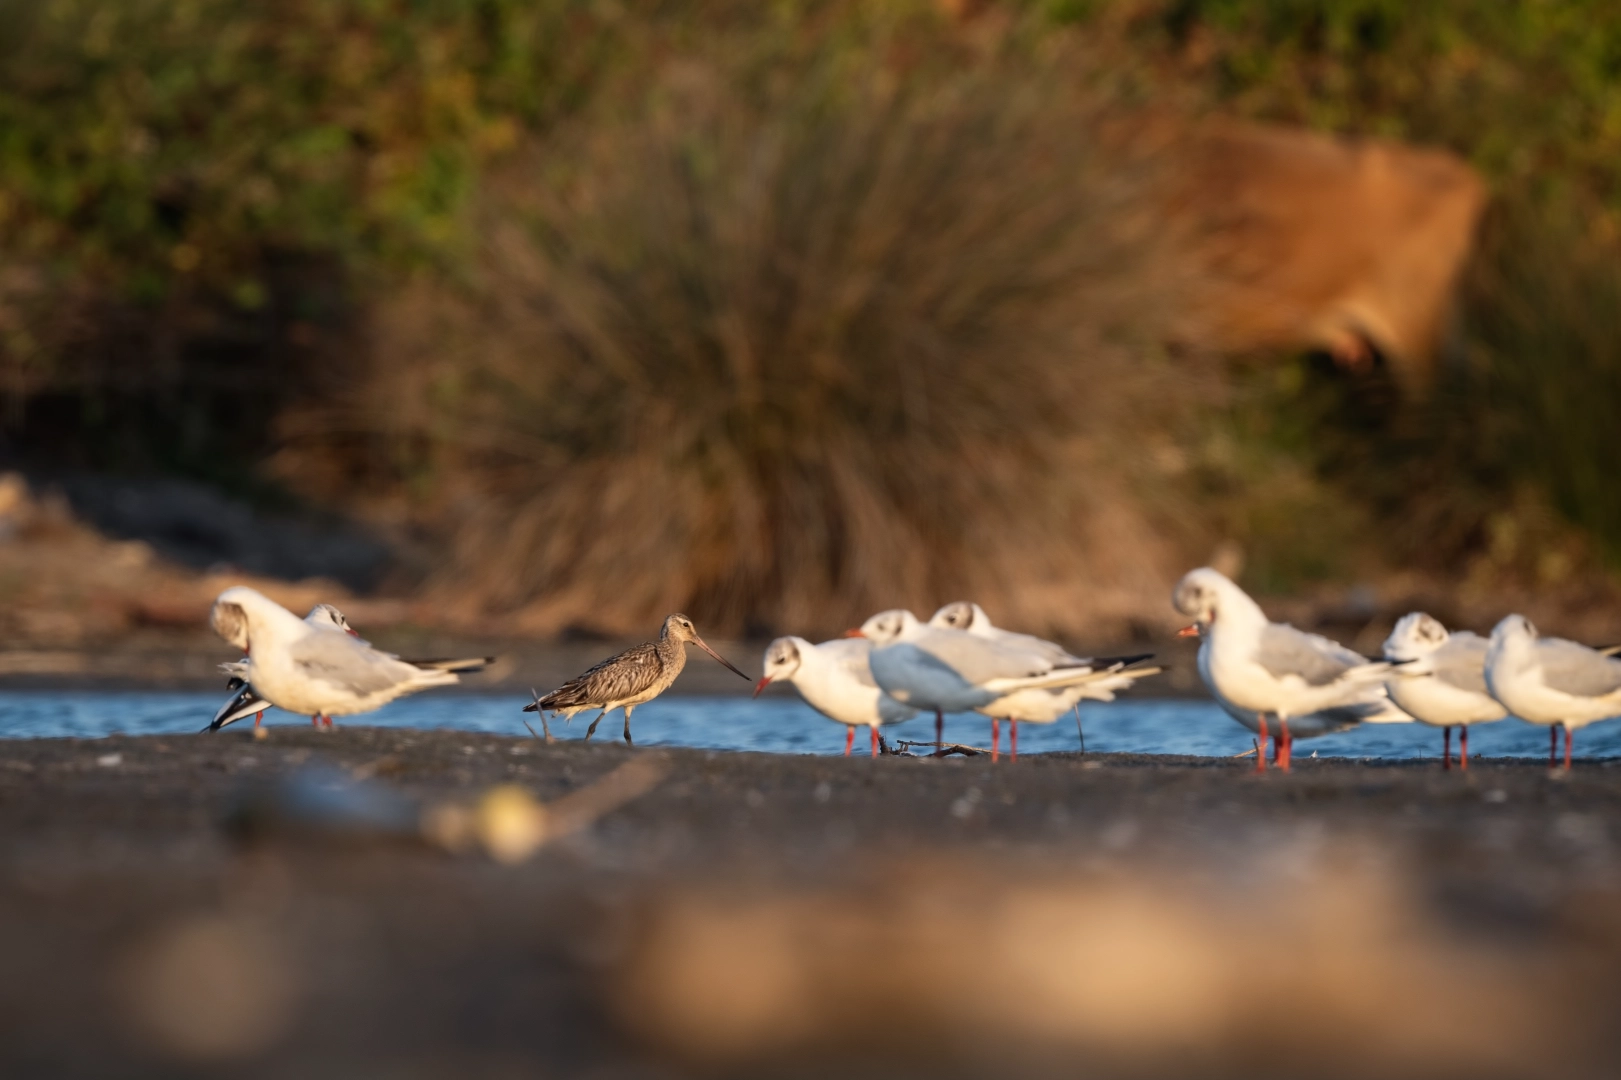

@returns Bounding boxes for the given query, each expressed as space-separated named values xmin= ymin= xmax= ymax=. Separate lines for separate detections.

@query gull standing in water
xmin=1485 ymin=614 xmax=1621 ymax=770
xmin=855 ymin=609 xmax=1128 ymax=752
xmin=1382 ymin=612 xmax=1506 ymax=770
xmin=526 ymin=614 xmax=748 ymax=746
xmin=212 ymin=603 xmax=359 ymax=731
xmin=754 ymin=636 xmax=917 ymax=756
xmin=1173 ymin=568 xmax=1407 ymax=772
xmin=208 ymin=587 xmax=493 ymax=729
xmin=928 ymin=601 xmax=1158 ymax=760
xmin=209 ymin=603 xmax=490 ymax=732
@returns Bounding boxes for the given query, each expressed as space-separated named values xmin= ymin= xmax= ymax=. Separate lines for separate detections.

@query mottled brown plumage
xmin=524 ymin=614 xmax=748 ymax=745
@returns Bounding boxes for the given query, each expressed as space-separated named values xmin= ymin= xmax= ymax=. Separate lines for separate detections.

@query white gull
xmin=1382 ymin=612 xmax=1505 ymax=770
xmin=927 ymin=601 xmax=1159 ymax=760
xmin=754 ymin=636 xmax=918 ymax=757
xmin=1484 ymin=614 xmax=1621 ymax=770
xmin=208 ymin=587 xmax=491 ymax=729
xmin=856 ymin=608 xmax=1126 ymax=753
xmin=1172 ymin=567 xmax=1407 ymax=772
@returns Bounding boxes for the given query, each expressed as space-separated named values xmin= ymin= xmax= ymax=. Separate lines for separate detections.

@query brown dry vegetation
xmin=279 ymin=36 xmax=1212 ymax=639
xmin=8 ymin=1 xmax=1621 ymax=646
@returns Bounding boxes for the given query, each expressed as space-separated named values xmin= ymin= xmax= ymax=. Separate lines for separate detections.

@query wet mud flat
xmin=3 ymin=730 xmax=1621 ymax=1079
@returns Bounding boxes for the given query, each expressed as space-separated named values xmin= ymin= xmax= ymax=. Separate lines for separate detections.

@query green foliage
xmin=0 ymin=0 xmax=605 ymax=301
xmin=1078 ymin=0 xmax=1621 ymax=580
xmin=1111 ymin=0 xmax=1621 ymax=204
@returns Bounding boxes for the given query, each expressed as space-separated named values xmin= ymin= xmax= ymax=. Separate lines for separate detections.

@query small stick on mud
xmin=544 ymin=756 xmax=668 ymax=841
xmin=896 ymin=740 xmax=988 ymax=758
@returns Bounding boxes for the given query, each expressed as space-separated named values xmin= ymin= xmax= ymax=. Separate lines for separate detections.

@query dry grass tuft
xmin=300 ymin=36 xmax=1206 ymax=637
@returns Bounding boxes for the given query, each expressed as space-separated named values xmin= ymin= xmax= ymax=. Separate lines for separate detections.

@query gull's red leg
xmin=1460 ymin=726 xmax=1469 ymax=770
xmin=1442 ymin=726 xmax=1452 ymax=771
xmin=254 ymin=711 xmax=263 ymax=729
xmin=991 ymin=717 xmax=1000 ymax=763
xmin=311 ymin=714 xmax=321 ymax=728
xmin=1010 ymin=720 xmax=1019 ymax=762
xmin=844 ymin=726 xmax=854 ymax=757
xmin=1278 ymin=720 xmax=1292 ymax=772
xmin=1255 ymin=714 xmax=1269 ymax=774
xmin=1565 ymin=726 xmax=1574 ymax=770
xmin=870 ymin=726 xmax=879 ymax=758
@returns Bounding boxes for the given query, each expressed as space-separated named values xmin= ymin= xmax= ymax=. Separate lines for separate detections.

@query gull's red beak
xmin=1176 ymin=624 xmax=1201 ymax=638
xmin=346 ymin=628 xmax=361 ymax=638
xmin=843 ymin=628 xmax=865 ymax=638
xmin=752 ymin=676 xmax=772 ymax=698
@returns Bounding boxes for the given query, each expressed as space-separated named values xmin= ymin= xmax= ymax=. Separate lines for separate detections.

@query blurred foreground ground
xmin=3 ymin=729 xmax=1621 ymax=1078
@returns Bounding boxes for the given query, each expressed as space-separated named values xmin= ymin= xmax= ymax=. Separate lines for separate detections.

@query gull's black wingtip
xmin=1095 ymin=652 xmax=1155 ymax=668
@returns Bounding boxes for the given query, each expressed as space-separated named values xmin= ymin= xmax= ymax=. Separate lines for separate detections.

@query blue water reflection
xmin=2 ymin=691 xmax=1618 ymax=760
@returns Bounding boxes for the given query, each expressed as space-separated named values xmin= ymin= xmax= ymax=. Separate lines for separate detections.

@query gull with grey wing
xmin=755 ymin=636 xmax=917 ymax=757
xmin=857 ymin=609 xmax=1132 ymax=752
xmin=1485 ymin=614 xmax=1621 ymax=769
xmin=208 ymin=587 xmax=493 ymax=729
xmin=1173 ymin=567 xmax=1407 ymax=772
xmin=928 ymin=601 xmax=1159 ymax=760
xmin=1382 ymin=613 xmax=1505 ymax=770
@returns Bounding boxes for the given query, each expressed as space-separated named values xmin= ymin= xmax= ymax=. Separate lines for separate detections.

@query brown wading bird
xmin=525 ymin=614 xmax=749 ymax=746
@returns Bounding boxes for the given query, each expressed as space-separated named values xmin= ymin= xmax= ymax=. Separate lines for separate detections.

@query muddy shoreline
xmin=3 ymin=730 xmax=1620 ymax=1077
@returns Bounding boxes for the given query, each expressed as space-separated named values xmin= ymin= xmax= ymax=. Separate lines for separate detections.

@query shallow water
xmin=1 ymin=690 xmax=1618 ymax=760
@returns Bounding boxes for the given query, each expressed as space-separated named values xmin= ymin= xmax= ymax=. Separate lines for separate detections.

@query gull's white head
xmin=928 ymin=601 xmax=988 ymax=631
xmin=755 ymin=636 xmax=807 ymax=696
xmin=1489 ymin=613 xmax=1538 ymax=650
xmin=856 ymin=609 xmax=919 ymax=647
xmin=306 ymin=603 xmax=358 ymax=636
xmin=1383 ymin=612 xmax=1450 ymax=663
xmin=1486 ymin=614 xmax=1539 ymax=685
xmin=1172 ymin=567 xmax=1255 ymax=636
xmin=210 ymin=586 xmax=297 ymax=652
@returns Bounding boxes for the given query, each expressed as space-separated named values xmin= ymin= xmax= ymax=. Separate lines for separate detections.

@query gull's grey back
xmin=1431 ymin=632 xmax=1491 ymax=695
xmin=1536 ymin=638 xmax=1621 ymax=698
xmin=1256 ymin=623 xmax=1367 ymax=686
xmin=288 ymin=631 xmax=412 ymax=696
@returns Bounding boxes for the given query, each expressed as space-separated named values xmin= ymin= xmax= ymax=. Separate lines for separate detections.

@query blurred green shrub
xmin=1078 ymin=0 xmax=1621 ymax=585
xmin=0 ymin=0 xmax=610 ymax=475
xmin=0 ymin=0 xmax=603 ymax=293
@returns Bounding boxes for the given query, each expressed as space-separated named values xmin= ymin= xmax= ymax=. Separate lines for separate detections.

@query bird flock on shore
xmin=205 ymin=566 xmax=1621 ymax=771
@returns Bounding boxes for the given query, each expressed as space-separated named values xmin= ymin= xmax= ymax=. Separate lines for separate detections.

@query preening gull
xmin=207 ymin=587 xmax=491 ymax=729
